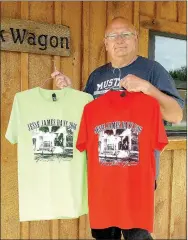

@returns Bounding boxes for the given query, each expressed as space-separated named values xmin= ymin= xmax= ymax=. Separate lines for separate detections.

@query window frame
xmin=139 ymin=16 xmax=187 ymax=137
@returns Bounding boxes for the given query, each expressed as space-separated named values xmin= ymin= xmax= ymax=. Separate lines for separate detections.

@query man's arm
xmin=146 ymin=84 xmax=183 ymax=123
xmin=120 ymin=61 xmax=184 ymax=124
xmin=121 ymin=75 xmax=183 ymax=123
xmin=148 ymin=61 xmax=184 ymax=123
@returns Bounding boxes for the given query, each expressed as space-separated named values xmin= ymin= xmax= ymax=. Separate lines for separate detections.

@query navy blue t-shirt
xmin=84 ymin=55 xmax=184 ymax=108
xmin=83 ymin=56 xmax=184 ymax=180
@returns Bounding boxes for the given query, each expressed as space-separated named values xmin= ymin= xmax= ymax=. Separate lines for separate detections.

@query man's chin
xmin=115 ymin=52 xmax=129 ymax=57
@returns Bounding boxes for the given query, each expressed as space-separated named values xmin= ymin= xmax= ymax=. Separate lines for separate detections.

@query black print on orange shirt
xmin=27 ymin=119 xmax=77 ymax=163
xmin=95 ymin=121 xmax=143 ymax=167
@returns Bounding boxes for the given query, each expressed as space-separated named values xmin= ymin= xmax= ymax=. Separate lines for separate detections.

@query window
xmin=149 ymin=31 xmax=187 ymax=136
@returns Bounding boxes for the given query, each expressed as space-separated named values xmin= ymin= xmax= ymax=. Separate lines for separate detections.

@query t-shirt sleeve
xmin=76 ymin=108 xmax=88 ymax=152
xmin=152 ymin=61 xmax=184 ymax=109
xmin=87 ymin=94 xmax=94 ymax=103
xmin=5 ymin=95 xmax=19 ymax=144
xmin=151 ymin=101 xmax=168 ymax=151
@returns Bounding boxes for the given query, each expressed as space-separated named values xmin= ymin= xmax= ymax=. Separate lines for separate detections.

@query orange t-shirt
xmin=76 ymin=90 xmax=168 ymax=232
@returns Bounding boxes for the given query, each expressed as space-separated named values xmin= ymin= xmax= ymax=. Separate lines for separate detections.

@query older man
xmin=52 ymin=17 xmax=184 ymax=240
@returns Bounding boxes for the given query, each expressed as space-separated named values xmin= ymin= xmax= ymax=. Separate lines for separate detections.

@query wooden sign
xmin=1 ymin=18 xmax=70 ymax=56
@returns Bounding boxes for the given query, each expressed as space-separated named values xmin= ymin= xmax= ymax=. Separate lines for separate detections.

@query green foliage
xmin=39 ymin=126 xmax=49 ymax=133
xmin=51 ymin=126 xmax=60 ymax=132
xmin=169 ymin=66 xmax=186 ymax=81
xmin=169 ymin=66 xmax=187 ymax=89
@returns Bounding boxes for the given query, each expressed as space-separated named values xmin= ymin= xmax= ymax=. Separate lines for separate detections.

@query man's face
xmin=104 ymin=21 xmax=138 ymax=60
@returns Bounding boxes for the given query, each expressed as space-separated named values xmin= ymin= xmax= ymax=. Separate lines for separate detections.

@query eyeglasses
xmin=105 ymin=32 xmax=135 ymax=41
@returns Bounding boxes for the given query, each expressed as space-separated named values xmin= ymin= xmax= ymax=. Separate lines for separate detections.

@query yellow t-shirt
xmin=5 ymin=87 xmax=93 ymax=221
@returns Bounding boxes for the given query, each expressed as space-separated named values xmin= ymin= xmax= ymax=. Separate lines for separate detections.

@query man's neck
xmin=111 ymin=55 xmax=138 ymax=68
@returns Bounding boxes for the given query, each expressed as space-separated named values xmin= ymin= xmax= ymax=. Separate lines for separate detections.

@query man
xmin=51 ymin=17 xmax=184 ymax=240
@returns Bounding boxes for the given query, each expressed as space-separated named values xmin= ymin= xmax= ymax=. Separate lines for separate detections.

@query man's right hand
xmin=51 ymin=71 xmax=72 ymax=89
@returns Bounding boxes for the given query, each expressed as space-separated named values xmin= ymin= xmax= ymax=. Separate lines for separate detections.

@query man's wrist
xmin=144 ymin=83 xmax=165 ymax=110
xmin=142 ymin=81 xmax=155 ymax=95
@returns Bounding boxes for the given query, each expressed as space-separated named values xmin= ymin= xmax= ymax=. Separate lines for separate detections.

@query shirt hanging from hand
xmin=5 ymin=87 xmax=93 ymax=221
xmin=76 ymin=90 xmax=168 ymax=232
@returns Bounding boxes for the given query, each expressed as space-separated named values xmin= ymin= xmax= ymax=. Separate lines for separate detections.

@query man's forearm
xmin=146 ymin=85 xmax=183 ymax=123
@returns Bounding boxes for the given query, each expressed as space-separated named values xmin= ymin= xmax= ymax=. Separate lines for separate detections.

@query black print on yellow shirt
xmin=27 ymin=119 xmax=77 ymax=163
xmin=94 ymin=121 xmax=143 ymax=167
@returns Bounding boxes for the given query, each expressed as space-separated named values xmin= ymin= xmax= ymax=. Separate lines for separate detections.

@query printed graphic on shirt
xmin=28 ymin=119 xmax=77 ymax=163
xmin=93 ymin=78 xmax=121 ymax=98
xmin=94 ymin=121 xmax=143 ymax=166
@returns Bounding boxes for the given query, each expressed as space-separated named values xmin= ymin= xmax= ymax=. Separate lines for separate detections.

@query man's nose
xmin=116 ymin=35 xmax=124 ymax=43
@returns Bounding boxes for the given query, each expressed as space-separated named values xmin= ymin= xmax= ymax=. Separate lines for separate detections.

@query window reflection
xmin=149 ymin=31 xmax=187 ymax=135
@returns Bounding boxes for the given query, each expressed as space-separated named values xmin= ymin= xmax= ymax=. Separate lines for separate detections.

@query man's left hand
xmin=120 ymin=74 xmax=152 ymax=94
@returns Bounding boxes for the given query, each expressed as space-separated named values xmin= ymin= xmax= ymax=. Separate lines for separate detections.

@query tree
xmin=116 ymin=129 xmax=124 ymax=135
xmin=169 ymin=66 xmax=187 ymax=89
xmin=104 ymin=130 xmax=113 ymax=135
xmin=51 ymin=126 xmax=60 ymax=132
xmin=39 ymin=126 xmax=49 ymax=133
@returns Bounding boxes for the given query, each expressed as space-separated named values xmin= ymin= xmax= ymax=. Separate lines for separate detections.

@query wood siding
xmin=1 ymin=1 xmax=186 ymax=239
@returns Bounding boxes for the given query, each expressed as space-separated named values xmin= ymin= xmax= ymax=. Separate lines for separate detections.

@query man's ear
xmin=104 ymin=38 xmax=108 ymax=51
xmin=134 ymin=33 xmax=139 ymax=46
xmin=135 ymin=32 xmax=139 ymax=41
